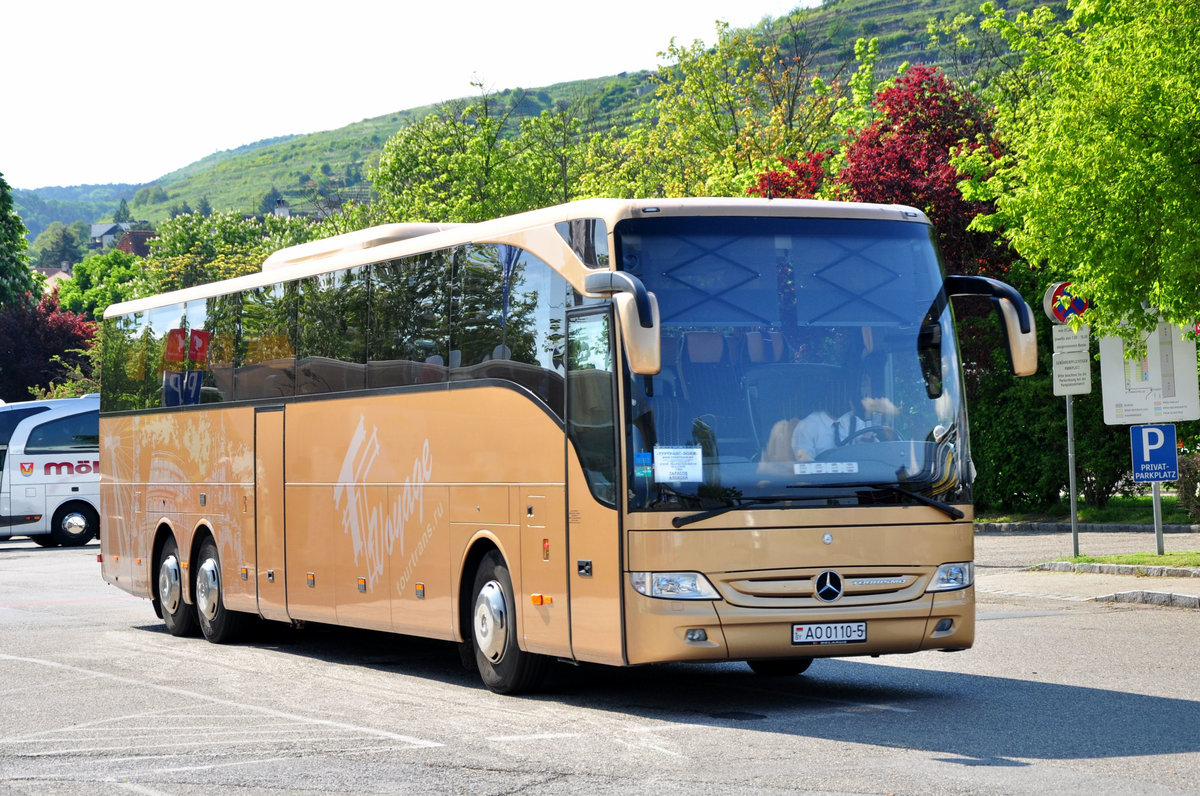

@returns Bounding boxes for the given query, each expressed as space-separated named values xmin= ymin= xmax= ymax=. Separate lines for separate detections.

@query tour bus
xmin=99 ymin=198 xmax=1035 ymax=693
xmin=1 ymin=394 xmax=101 ymax=547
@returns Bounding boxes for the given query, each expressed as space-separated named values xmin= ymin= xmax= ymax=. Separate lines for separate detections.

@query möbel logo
xmin=44 ymin=460 xmax=99 ymax=476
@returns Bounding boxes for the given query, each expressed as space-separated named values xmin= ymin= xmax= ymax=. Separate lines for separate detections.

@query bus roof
xmin=0 ymin=394 xmax=99 ymax=410
xmin=103 ymin=198 xmax=930 ymax=320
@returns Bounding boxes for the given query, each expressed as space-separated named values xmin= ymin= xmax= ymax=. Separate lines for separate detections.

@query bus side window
xmin=25 ymin=412 xmax=99 ymax=454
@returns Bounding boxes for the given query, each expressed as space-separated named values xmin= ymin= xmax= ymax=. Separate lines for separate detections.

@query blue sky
xmin=3 ymin=0 xmax=812 ymax=190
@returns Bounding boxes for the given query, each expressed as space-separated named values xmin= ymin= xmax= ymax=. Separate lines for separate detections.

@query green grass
xmin=977 ymin=496 xmax=1196 ymax=526
xmin=1066 ymin=552 xmax=1200 ymax=568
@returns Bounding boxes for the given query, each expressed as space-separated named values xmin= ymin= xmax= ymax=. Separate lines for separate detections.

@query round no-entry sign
xmin=1043 ymin=282 xmax=1088 ymax=324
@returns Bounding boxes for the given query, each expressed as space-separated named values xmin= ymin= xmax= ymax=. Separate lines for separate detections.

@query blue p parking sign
xmin=1130 ymin=424 xmax=1179 ymax=482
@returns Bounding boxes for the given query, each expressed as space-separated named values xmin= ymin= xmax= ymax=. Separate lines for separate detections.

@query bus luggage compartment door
xmin=255 ymin=407 xmax=289 ymax=621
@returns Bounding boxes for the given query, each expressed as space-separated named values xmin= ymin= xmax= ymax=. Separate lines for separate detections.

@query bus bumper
xmin=623 ymin=585 xmax=974 ymax=665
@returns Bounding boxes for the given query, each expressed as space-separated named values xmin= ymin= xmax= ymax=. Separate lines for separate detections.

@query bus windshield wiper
xmin=672 ymin=497 xmax=812 ymax=528
xmin=785 ymin=480 xmax=965 ymax=519
xmin=864 ymin=483 xmax=964 ymax=520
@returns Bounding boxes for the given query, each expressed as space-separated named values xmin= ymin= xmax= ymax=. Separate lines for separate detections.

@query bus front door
xmin=564 ymin=308 xmax=625 ymax=665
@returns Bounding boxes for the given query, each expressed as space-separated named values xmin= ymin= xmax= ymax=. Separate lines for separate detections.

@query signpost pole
xmin=1066 ymin=394 xmax=1079 ymax=557
xmin=1152 ymin=481 xmax=1165 ymax=555
xmin=1044 ymin=283 xmax=1091 ymax=559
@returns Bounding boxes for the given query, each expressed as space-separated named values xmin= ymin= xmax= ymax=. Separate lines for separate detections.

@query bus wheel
xmin=195 ymin=537 xmax=250 ymax=644
xmin=748 ymin=658 xmax=813 ymax=677
xmin=470 ymin=551 xmax=547 ymax=694
xmin=157 ymin=537 xmax=198 ymax=637
xmin=50 ymin=504 xmax=98 ymax=547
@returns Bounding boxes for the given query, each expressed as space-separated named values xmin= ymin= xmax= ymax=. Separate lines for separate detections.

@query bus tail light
xmin=630 ymin=571 xmax=719 ymax=600
xmin=927 ymin=562 xmax=974 ymax=592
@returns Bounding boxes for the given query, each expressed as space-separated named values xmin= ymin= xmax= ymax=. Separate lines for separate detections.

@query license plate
xmin=792 ymin=621 xmax=867 ymax=646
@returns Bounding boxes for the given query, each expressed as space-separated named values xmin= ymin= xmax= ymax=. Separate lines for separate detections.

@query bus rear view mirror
xmin=945 ymin=275 xmax=1038 ymax=377
xmin=584 ymin=272 xmax=662 ymax=375
xmin=994 ymin=296 xmax=1037 ymax=376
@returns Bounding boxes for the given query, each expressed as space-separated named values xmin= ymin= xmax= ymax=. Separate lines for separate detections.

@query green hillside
xmin=14 ymin=0 xmax=1048 ymax=239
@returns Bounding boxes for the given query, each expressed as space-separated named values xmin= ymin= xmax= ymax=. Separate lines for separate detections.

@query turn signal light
xmin=530 ymin=594 xmax=553 ymax=606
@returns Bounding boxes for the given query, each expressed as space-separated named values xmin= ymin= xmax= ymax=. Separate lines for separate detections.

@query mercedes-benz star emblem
xmin=814 ymin=570 xmax=843 ymax=602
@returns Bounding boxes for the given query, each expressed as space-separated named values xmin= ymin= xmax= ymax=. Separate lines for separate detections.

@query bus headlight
xmin=630 ymin=571 xmax=720 ymax=600
xmin=927 ymin=562 xmax=974 ymax=592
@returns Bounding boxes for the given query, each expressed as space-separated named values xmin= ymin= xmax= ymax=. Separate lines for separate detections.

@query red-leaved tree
xmin=750 ymin=65 xmax=1007 ymax=279
xmin=747 ymin=150 xmax=833 ymax=200
xmin=0 ymin=291 xmax=97 ymax=402
xmin=837 ymin=64 xmax=1005 ymax=278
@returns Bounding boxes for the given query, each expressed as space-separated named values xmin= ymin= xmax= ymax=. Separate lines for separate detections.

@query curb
xmin=1031 ymin=562 xmax=1200 ymax=578
xmin=1093 ymin=591 xmax=1200 ymax=610
xmin=1025 ymin=561 xmax=1200 ymax=610
xmin=976 ymin=522 xmax=1200 ymax=534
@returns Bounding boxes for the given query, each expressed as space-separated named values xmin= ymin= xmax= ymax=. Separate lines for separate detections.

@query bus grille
xmin=715 ymin=567 xmax=928 ymax=608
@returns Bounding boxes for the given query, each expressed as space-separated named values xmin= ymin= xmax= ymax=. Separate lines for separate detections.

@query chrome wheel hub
xmin=196 ymin=557 xmax=221 ymax=622
xmin=158 ymin=554 xmax=182 ymax=614
xmin=473 ymin=580 xmax=508 ymax=663
xmin=60 ymin=512 xmax=88 ymax=538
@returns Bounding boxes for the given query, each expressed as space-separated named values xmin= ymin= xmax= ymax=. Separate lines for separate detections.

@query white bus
xmin=0 ymin=394 xmax=100 ymax=547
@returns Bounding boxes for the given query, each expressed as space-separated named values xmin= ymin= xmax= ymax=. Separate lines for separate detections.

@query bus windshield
xmin=617 ymin=214 xmax=968 ymax=513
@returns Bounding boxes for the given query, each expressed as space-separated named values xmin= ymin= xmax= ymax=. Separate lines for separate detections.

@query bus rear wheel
xmin=470 ymin=551 xmax=547 ymax=694
xmin=195 ymin=537 xmax=250 ymax=644
xmin=50 ymin=504 xmax=98 ymax=547
xmin=157 ymin=536 xmax=198 ymax=637
xmin=747 ymin=658 xmax=813 ymax=677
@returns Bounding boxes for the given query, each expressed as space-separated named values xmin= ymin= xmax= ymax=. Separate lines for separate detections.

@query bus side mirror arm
xmin=584 ymin=271 xmax=662 ymax=375
xmin=945 ymin=275 xmax=1038 ymax=377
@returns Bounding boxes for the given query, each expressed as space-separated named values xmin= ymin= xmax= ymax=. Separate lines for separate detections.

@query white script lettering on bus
xmin=334 ymin=417 xmax=435 ymax=588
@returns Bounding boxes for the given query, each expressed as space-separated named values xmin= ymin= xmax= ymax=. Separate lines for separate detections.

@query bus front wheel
xmin=195 ymin=537 xmax=250 ymax=644
xmin=157 ymin=536 xmax=198 ymax=637
xmin=470 ymin=551 xmax=547 ymax=694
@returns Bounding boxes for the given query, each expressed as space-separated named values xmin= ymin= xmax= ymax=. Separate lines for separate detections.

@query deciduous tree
xmin=965 ymin=0 xmax=1200 ymax=340
xmin=57 ymin=249 xmax=149 ymax=319
xmin=581 ymin=19 xmax=847 ymax=198
xmin=0 ymin=289 xmax=95 ymax=402
xmin=31 ymin=221 xmax=85 ymax=271
xmin=838 ymin=64 xmax=1003 ymax=277
xmin=0 ymin=171 xmax=36 ymax=309
xmin=371 ymin=87 xmax=526 ymax=223
xmin=146 ymin=211 xmax=314 ymax=292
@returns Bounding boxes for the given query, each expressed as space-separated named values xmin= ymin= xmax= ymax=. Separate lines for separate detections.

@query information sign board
xmin=1100 ymin=323 xmax=1200 ymax=424
xmin=1052 ymin=324 xmax=1091 ymax=396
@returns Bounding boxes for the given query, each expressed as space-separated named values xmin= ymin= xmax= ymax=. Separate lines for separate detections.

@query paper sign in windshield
xmin=653 ymin=446 xmax=703 ymax=482
xmin=794 ymin=462 xmax=859 ymax=475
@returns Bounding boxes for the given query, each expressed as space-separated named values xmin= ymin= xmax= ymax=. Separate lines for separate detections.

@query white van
xmin=0 ymin=395 xmax=100 ymax=547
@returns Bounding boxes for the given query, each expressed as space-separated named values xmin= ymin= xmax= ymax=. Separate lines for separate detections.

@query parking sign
xmin=1130 ymin=424 xmax=1178 ymax=482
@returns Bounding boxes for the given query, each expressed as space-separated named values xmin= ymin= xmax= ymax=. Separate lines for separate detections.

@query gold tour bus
xmin=99 ymin=198 xmax=1036 ymax=693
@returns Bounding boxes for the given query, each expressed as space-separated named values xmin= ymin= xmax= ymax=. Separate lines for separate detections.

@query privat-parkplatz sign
xmin=1130 ymin=424 xmax=1179 ymax=483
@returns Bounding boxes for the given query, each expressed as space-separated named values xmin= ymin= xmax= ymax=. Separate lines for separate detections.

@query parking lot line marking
xmin=0 ymin=653 xmax=442 ymax=749
xmin=487 ymin=732 xmax=580 ymax=742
